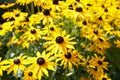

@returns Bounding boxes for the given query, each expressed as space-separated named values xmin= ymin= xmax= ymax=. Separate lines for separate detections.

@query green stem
xmin=26 ymin=5 xmax=31 ymax=14
xmin=37 ymin=5 xmax=40 ymax=12
xmin=31 ymin=2 xmax=35 ymax=14
xmin=63 ymin=68 xmax=68 ymax=80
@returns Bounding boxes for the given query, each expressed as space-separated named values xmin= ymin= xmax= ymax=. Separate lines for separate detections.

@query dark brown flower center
xmin=56 ymin=36 xmax=64 ymax=43
xmin=102 ymin=78 xmax=107 ymax=80
xmin=9 ymin=17 xmax=15 ymax=21
xmin=98 ymin=60 xmax=103 ymax=65
xmin=76 ymin=0 xmax=80 ymax=2
xmin=0 ymin=26 xmax=2 ymax=30
xmin=87 ymin=3 xmax=92 ymax=6
xmin=99 ymin=38 xmax=103 ymax=42
xmin=14 ymin=59 xmax=20 ymax=64
xmin=101 ymin=4 xmax=105 ymax=8
xmin=86 ymin=62 xmax=89 ymax=65
xmin=116 ymin=7 xmax=119 ymax=9
xmin=50 ymin=27 xmax=54 ymax=31
xmin=65 ymin=52 xmax=72 ymax=59
xmin=104 ymin=8 xmax=108 ymax=12
xmin=15 ymin=13 xmax=20 ymax=17
xmin=75 ymin=7 xmax=83 ymax=12
xmin=28 ymin=72 xmax=33 ymax=76
xmin=98 ymin=16 xmax=102 ymax=20
xmin=82 ymin=20 xmax=87 ymax=25
xmin=31 ymin=29 xmax=36 ymax=34
xmin=37 ymin=57 xmax=45 ymax=65
xmin=53 ymin=0 xmax=59 ymax=5
xmin=18 ymin=26 xmax=22 ymax=30
xmin=93 ymin=29 xmax=98 ymax=34
xmin=68 ymin=5 xmax=73 ymax=10
xmin=43 ymin=9 xmax=50 ymax=16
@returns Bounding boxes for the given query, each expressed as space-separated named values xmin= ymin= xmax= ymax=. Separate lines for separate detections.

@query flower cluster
xmin=0 ymin=0 xmax=120 ymax=80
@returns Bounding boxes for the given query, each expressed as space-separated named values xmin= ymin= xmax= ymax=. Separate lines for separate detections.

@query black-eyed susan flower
xmin=2 ymin=56 xmax=27 ymax=75
xmin=91 ymin=54 xmax=109 ymax=73
xmin=88 ymin=66 xmax=103 ymax=79
xmin=26 ymin=51 xmax=56 ymax=80
xmin=16 ymin=0 xmax=33 ymax=5
xmin=22 ymin=26 xmax=42 ymax=42
xmin=0 ymin=57 xmax=9 ymax=76
xmin=97 ymin=73 xmax=111 ymax=80
xmin=81 ymin=56 xmax=95 ymax=70
xmin=0 ymin=3 xmax=15 ymax=9
xmin=38 ymin=8 xmax=59 ymax=25
xmin=56 ymin=49 xmax=83 ymax=71
xmin=88 ymin=37 xmax=111 ymax=54
xmin=114 ymin=40 xmax=120 ymax=48
xmin=0 ymin=22 xmax=14 ymax=36
xmin=42 ymin=24 xmax=61 ymax=37
xmin=44 ymin=30 xmax=76 ymax=54
xmin=23 ymin=69 xmax=37 ymax=80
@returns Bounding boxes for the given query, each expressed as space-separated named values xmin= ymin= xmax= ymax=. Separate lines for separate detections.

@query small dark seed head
xmin=31 ymin=29 xmax=36 ymax=34
xmin=74 ymin=2 xmax=77 ymax=5
xmin=0 ymin=26 xmax=2 ymax=30
xmin=104 ymin=8 xmax=108 ymax=12
xmin=37 ymin=57 xmax=45 ymax=65
xmin=93 ymin=29 xmax=98 ymax=34
xmin=28 ymin=72 xmax=33 ymax=76
xmin=68 ymin=5 xmax=73 ymax=10
xmin=116 ymin=7 xmax=119 ymax=9
xmin=98 ymin=60 xmax=103 ymax=65
xmin=87 ymin=3 xmax=92 ymax=6
xmin=99 ymin=38 xmax=103 ymax=42
xmin=43 ymin=9 xmax=50 ymax=16
xmin=102 ymin=78 xmax=107 ymax=80
xmin=9 ymin=17 xmax=15 ymax=21
xmin=76 ymin=0 xmax=80 ymax=2
xmin=75 ymin=7 xmax=83 ymax=12
xmin=98 ymin=16 xmax=102 ymax=20
xmin=50 ymin=27 xmax=54 ymax=31
xmin=25 ymin=17 xmax=29 ymax=22
xmin=65 ymin=52 xmax=72 ymax=59
xmin=18 ymin=26 xmax=22 ymax=30
xmin=15 ymin=13 xmax=20 ymax=17
xmin=14 ymin=59 xmax=20 ymax=64
xmin=53 ymin=0 xmax=59 ymax=5
xmin=82 ymin=20 xmax=87 ymax=25
xmin=86 ymin=62 xmax=89 ymax=65
xmin=101 ymin=4 xmax=105 ymax=8
xmin=56 ymin=36 xmax=64 ymax=43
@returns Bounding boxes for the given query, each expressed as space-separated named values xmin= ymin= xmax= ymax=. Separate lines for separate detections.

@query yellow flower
xmin=44 ymin=30 xmax=76 ymax=54
xmin=26 ymin=51 xmax=56 ymax=80
xmin=0 ymin=41 xmax=2 ymax=46
xmin=81 ymin=56 xmax=95 ymax=70
xmin=38 ymin=8 xmax=58 ymax=25
xmin=23 ymin=69 xmax=37 ymax=80
xmin=114 ymin=40 xmax=120 ymax=48
xmin=16 ymin=0 xmax=33 ymax=5
xmin=91 ymin=54 xmax=109 ymax=73
xmin=42 ymin=24 xmax=61 ymax=37
xmin=88 ymin=37 xmax=111 ymax=54
xmin=2 ymin=56 xmax=27 ymax=75
xmin=0 ymin=3 xmax=15 ymax=9
xmin=22 ymin=26 xmax=42 ymax=42
xmin=0 ymin=57 xmax=9 ymax=76
xmin=97 ymin=73 xmax=111 ymax=80
xmin=56 ymin=49 xmax=83 ymax=71
xmin=0 ymin=23 xmax=13 ymax=36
